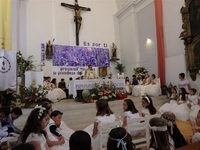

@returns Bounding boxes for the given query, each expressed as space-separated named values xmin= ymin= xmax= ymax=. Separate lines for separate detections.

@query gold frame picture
xmin=98 ymin=67 xmax=107 ymax=77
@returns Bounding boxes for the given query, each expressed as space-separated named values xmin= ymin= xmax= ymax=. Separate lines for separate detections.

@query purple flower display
xmin=53 ymin=45 xmax=110 ymax=67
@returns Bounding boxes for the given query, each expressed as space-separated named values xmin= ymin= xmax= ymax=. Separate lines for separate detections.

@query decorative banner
xmin=0 ymin=49 xmax=16 ymax=91
xmin=52 ymin=66 xmax=89 ymax=76
xmin=41 ymin=43 xmax=45 ymax=65
xmin=52 ymin=45 xmax=110 ymax=67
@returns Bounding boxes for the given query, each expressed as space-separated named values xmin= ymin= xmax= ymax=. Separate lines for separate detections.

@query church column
xmin=154 ymin=0 xmax=165 ymax=86
xmin=12 ymin=0 xmax=20 ymax=52
xmin=0 ymin=0 xmax=12 ymax=50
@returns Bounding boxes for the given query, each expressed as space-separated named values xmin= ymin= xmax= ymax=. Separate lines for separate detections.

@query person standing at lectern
xmin=84 ymin=64 xmax=97 ymax=79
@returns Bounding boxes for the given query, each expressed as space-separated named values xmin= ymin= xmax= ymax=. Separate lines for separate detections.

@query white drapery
xmin=0 ymin=49 xmax=16 ymax=91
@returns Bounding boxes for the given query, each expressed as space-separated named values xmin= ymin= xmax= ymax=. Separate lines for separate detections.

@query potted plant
xmin=17 ymin=51 xmax=36 ymax=77
xmin=2 ymin=90 xmax=21 ymax=107
xmin=115 ymin=62 xmax=125 ymax=74
xmin=25 ymin=55 xmax=35 ymax=71
xmin=17 ymin=51 xmax=36 ymax=85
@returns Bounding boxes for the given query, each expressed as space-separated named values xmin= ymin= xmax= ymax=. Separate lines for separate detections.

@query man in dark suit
xmin=58 ymin=78 xmax=69 ymax=99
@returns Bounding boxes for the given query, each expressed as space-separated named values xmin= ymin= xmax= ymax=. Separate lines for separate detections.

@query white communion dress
xmin=51 ymin=83 xmax=66 ymax=100
xmin=123 ymin=111 xmax=144 ymax=136
xmin=172 ymin=95 xmax=190 ymax=121
xmin=158 ymin=93 xmax=177 ymax=113
xmin=25 ymin=133 xmax=47 ymax=150
xmin=145 ymin=78 xmax=161 ymax=97
xmin=84 ymin=114 xmax=116 ymax=150
xmin=45 ymin=119 xmax=74 ymax=150
xmin=188 ymin=95 xmax=199 ymax=121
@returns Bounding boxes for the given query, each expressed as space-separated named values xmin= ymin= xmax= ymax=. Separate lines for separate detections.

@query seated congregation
xmin=125 ymin=73 xmax=162 ymax=97
xmin=43 ymin=77 xmax=69 ymax=102
xmin=1 ymin=92 xmax=200 ymax=150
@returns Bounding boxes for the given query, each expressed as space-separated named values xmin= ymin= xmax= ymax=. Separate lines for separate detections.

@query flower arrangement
xmin=91 ymin=81 xmax=116 ymax=101
xmin=133 ymin=67 xmax=148 ymax=77
xmin=22 ymin=84 xmax=48 ymax=103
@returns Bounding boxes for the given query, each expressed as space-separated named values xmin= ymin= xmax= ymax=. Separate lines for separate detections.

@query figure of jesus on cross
xmin=61 ymin=0 xmax=91 ymax=45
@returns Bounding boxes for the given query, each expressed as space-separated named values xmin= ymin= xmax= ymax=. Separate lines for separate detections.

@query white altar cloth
xmin=69 ymin=79 xmax=125 ymax=98
xmin=25 ymin=71 xmax=43 ymax=88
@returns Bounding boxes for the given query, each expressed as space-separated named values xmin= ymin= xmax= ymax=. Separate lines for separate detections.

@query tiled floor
xmin=14 ymin=95 xmax=168 ymax=131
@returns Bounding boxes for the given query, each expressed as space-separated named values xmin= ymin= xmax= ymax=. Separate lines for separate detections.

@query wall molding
xmin=115 ymin=0 xmax=154 ymax=19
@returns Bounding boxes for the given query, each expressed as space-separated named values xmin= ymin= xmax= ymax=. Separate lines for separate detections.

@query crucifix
xmin=61 ymin=0 xmax=91 ymax=46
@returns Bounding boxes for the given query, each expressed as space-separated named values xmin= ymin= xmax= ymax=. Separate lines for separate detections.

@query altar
xmin=69 ymin=79 xmax=125 ymax=98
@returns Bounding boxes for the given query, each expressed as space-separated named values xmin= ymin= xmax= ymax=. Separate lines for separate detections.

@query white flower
xmin=91 ymin=94 xmax=96 ymax=97
xmin=102 ymin=96 xmax=108 ymax=99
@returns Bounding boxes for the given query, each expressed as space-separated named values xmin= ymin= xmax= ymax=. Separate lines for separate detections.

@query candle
xmin=122 ymin=73 xmax=124 ymax=78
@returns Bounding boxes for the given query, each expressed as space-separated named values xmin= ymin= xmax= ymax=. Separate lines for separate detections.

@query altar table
xmin=69 ymin=79 xmax=125 ymax=98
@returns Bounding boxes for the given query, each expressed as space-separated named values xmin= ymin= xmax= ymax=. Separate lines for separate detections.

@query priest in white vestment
xmin=84 ymin=64 xmax=97 ymax=79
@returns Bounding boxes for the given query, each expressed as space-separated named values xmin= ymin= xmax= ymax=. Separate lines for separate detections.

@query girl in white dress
xmin=132 ymin=73 xmax=151 ymax=96
xmin=44 ymin=77 xmax=57 ymax=103
xmin=161 ymin=112 xmax=187 ymax=149
xmin=145 ymin=74 xmax=161 ymax=97
xmin=107 ymin=127 xmax=134 ymax=150
xmin=140 ymin=73 xmax=151 ymax=96
xmin=36 ymin=99 xmax=74 ymax=150
xmin=187 ymin=88 xmax=198 ymax=121
xmin=125 ymin=77 xmax=131 ymax=94
xmin=190 ymin=100 xmax=200 ymax=122
xmin=149 ymin=117 xmax=175 ymax=150
xmin=178 ymin=73 xmax=191 ymax=93
xmin=122 ymin=99 xmax=143 ymax=137
xmin=50 ymin=78 xmax=66 ymax=100
xmin=84 ymin=99 xmax=116 ymax=150
xmin=172 ymin=88 xmax=189 ymax=121
xmin=122 ymin=99 xmax=140 ymax=127
xmin=141 ymin=95 xmax=156 ymax=117
xmin=158 ymin=87 xmax=178 ymax=113
xmin=21 ymin=108 xmax=50 ymax=150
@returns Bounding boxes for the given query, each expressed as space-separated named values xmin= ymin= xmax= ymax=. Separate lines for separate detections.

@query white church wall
xmin=18 ymin=0 xmax=118 ymax=83
xmin=162 ymin=0 xmax=187 ymax=87
xmin=115 ymin=0 xmax=157 ymax=78
xmin=137 ymin=2 xmax=157 ymax=76
xmin=116 ymin=0 xmax=199 ymax=90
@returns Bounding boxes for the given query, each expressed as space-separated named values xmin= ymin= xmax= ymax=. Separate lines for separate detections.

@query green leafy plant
xmin=17 ymin=51 xmax=36 ymax=77
xmin=115 ymin=62 xmax=125 ymax=74
xmin=2 ymin=90 xmax=21 ymax=107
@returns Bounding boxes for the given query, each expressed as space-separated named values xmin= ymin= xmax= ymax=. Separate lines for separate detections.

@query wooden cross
xmin=61 ymin=0 xmax=91 ymax=46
